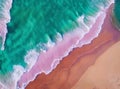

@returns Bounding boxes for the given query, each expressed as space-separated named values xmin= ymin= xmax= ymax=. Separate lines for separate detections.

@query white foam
xmin=24 ymin=50 xmax=39 ymax=71
xmin=0 ymin=65 xmax=24 ymax=89
xmin=77 ymin=12 xmax=106 ymax=47
xmin=0 ymin=22 xmax=7 ymax=50
xmin=0 ymin=0 xmax=12 ymax=50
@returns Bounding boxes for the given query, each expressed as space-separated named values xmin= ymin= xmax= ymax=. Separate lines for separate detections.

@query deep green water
xmin=0 ymin=0 xmax=109 ymax=74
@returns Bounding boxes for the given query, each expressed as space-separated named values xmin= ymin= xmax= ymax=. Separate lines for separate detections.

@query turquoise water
xmin=0 ymin=0 xmax=109 ymax=74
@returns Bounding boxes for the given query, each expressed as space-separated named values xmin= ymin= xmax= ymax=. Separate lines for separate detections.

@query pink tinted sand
xmin=18 ymin=11 xmax=106 ymax=88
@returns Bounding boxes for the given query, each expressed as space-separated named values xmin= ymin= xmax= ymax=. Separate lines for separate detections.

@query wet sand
xmin=26 ymin=4 xmax=120 ymax=89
